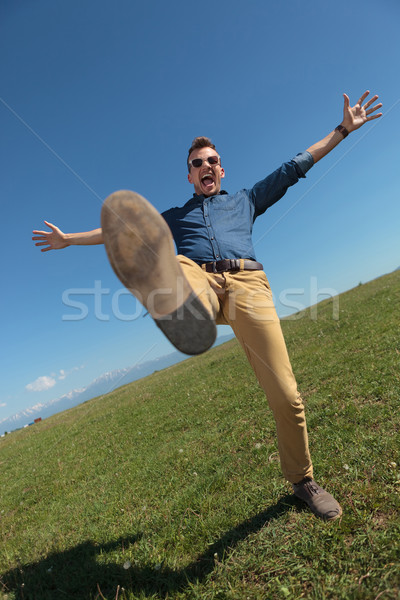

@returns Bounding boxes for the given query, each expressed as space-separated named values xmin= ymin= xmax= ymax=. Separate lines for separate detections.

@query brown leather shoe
xmin=101 ymin=190 xmax=216 ymax=355
xmin=292 ymin=477 xmax=342 ymax=521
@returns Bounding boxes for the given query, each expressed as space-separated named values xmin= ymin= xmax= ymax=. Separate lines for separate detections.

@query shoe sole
xmin=309 ymin=504 xmax=343 ymax=521
xmin=101 ymin=190 xmax=216 ymax=355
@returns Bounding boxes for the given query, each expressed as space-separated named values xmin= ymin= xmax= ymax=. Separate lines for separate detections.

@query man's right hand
xmin=32 ymin=223 xmax=103 ymax=250
xmin=32 ymin=221 xmax=69 ymax=252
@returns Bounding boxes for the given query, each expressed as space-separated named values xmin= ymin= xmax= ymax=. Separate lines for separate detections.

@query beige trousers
xmin=177 ymin=254 xmax=313 ymax=484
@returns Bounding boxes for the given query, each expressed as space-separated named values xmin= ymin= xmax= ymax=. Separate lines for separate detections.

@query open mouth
xmin=201 ymin=173 xmax=215 ymax=191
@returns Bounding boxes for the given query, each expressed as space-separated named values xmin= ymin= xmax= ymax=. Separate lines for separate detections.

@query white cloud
xmin=25 ymin=366 xmax=84 ymax=392
xmin=26 ymin=376 xmax=56 ymax=392
xmin=0 ymin=402 xmax=7 ymax=408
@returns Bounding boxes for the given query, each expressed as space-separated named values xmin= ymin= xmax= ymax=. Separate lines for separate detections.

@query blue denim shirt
xmin=162 ymin=151 xmax=314 ymax=263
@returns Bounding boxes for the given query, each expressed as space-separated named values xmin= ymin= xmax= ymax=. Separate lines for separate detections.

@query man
xmin=33 ymin=90 xmax=382 ymax=520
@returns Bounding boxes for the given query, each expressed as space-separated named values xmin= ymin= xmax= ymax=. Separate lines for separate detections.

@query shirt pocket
xmin=210 ymin=193 xmax=246 ymax=212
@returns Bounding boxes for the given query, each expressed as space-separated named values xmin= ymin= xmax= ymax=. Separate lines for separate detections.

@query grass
xmin=0 ymin=270 xmax=399 ymax=600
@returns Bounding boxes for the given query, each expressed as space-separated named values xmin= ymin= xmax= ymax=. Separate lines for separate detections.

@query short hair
xmin=187 ymin=136 xmax=218 ymax=171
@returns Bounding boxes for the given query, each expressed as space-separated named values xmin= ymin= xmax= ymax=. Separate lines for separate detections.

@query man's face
xmin=187 ymin=147 xmax=225 ymax=197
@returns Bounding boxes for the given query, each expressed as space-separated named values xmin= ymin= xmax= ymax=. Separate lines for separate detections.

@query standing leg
xmin=221 ymin=269 xmax=342 ymax=519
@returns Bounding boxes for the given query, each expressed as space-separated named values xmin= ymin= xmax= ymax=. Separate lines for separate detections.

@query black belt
xmin=202 ymin=259 xmax=263 ymax=273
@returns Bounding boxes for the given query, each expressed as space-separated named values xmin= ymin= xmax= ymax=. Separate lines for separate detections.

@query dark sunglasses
xmin=188 ymin=155 xmax=220 ymax=170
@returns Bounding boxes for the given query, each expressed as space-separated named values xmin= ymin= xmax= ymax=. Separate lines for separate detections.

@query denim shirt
xmin=162 ymin=151 xmax=314 ymax=263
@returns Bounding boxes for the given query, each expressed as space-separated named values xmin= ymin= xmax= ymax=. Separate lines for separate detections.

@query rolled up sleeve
xmin=292 ymin=150 xmax=314 ymax=177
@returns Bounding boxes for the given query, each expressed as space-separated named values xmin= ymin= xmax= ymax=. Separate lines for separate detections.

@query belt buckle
xmin=211 ymin=260 xmax=222 ymax=273
xmin=230 ymin=259 xmax=240 ymax=272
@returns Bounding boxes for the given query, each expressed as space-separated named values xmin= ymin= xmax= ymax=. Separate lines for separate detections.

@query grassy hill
xmin=1 ymin=271 xmax=399 ymax=600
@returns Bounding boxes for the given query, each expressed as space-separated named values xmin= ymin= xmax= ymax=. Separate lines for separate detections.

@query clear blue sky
xmin=1 ymin=0 xmax=399 ymax=423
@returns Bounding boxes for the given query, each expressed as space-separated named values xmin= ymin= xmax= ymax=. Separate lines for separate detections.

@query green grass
xmin=1 ymin=271 xmax=399 ymax=600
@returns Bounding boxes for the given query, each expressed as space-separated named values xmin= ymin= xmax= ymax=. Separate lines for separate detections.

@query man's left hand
xmin=342 ymin=90 xmax=383 ymax=133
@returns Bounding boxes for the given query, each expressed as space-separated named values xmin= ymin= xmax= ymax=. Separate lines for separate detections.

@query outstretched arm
xmin=306 ymin=90 xmax=383 ymax=164
xmin=32 ymin=221 xmax=103 ymax=252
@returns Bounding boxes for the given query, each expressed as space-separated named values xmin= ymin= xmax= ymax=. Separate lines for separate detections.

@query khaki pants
xmin=177 ymin=254 xmax=313 ymax=484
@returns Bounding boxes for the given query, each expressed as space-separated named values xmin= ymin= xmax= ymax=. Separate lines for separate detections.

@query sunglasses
xmin=188 ymin=155 xmax=220 ymax=170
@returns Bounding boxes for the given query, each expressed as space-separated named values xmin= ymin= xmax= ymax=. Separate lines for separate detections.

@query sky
xmin=1 ymin=0 xmax=399 ymax=426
